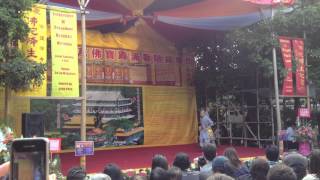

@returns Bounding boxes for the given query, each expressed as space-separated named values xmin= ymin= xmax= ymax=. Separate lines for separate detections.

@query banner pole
xmin=271 ymin=7 xmax=282 ymax=145
xmin=79 ymin=0 xmax=89 ymax=169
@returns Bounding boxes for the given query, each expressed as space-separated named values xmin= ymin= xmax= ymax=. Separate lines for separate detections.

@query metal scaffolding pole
xmin=271 ymin=8 xmax=282 ymax=146
xmin=78 ymin=0 xmax=90 ymax=169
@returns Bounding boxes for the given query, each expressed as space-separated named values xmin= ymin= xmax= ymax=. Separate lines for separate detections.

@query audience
xmin=239 ymin=158 xmax=269 ymax=180
xmin=303 ymin=149 xmax=320 ymax=180
xmin=173 ymin=153 xmax=191 ymax=171
xmin=223 ymin=147 xmax=250 ymax=177
xmin=66 ymin=166 xmax=87 ymax=180
xmin=200 ymin=155 xmax=235 ymax=180
xmin=67 ymin=146 xmax=320 ymax=180
xmin=173 ymin=152 xmax=200 ymax=180
xmin=197 ymin=156 xmax=207 ymax=170
xmin=265 ymin=145 xmax=280 ymax=168
xmin=130 ymin=175 xmax=148 ymax=180
xmin=283 ymin=152 xmax=308 ymax=180
xmin=201 ymin=143 xmax=217 ymax=173
xmin=207 ymin=173 xmax=235 ymax=180
xmin=152 ymin=154 xmax=169 ymax=170
xmin=91 ymin=173 xmax=112 ymax=180
xmin=168 ymin=166 xmax=182 ymax=180
xmin=150 ymin=167 xmax=170 ymax=180
xmin=267 ymin=164 xmax=297 ymax=180
xmin=103 ymin=163 xmax=123 ymax=180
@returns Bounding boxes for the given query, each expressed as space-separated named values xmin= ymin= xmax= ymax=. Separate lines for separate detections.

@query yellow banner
xmin=50 ymin=8 xmax=79 ymax=97
xmin=18 ymin=4 xmax=47 ymax=96
xmin=143 ymin=86 xmax=198 ymax=146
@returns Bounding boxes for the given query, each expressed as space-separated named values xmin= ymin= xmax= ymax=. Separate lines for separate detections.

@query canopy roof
xmin=48 ymin=0 xmax=291 ymax=44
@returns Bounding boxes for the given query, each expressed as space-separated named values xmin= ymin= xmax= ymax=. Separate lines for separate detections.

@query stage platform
xmin=58 ymin=144 xmax=265 ymax=175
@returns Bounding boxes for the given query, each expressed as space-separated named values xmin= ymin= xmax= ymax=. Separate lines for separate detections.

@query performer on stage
xmin=199 ymin=109 xmax=214 ymax=147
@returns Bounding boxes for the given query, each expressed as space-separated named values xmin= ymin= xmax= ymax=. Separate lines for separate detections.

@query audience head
xmin=267 ymin=164 xmax=297 ymax=180
xmin=308 ymin=149 xmax=320 ymax=178
xmin=265 ymin=145 xmax=279 ymax=162
xmin=207 ymin=173 xmax=234 ymax=180
xmin=152 ymin=154 xmax=169 ymax=170
xmin=91 ymin=173 xmax=111 ymax=180
xmin=103 ymin=163 xmax=123 ymax=180
xmin=173 ymin=152 xmax=191 ymax=171
xmin=202 ymin=143 xmax=217 ymax=162
xmin=283 ymin=153 xmax=307 ymax=180
xmin=250 ymin=158 xmax=269 ymax=180
xmin=197 ymin=156 xmax=207 ymax=169
xmin=66 ymin=166 xmax=87 ymax=180
xmin=168 ymin=166 xmax=182 ymax=180
xmin=223 ymin=147 xmax=241 ymax=168
xmin=130 ymin=175 xmax=147 ymax=180
xmin=150 ymin=167 xmax=169 ymax=180
xmin=212 ymin=156 xmax=229 ymax=173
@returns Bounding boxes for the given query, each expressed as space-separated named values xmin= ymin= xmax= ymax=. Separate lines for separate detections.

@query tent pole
xmin=79 ymin=0 xmax=89 ymax=169
xmin=271 ymin=7 xmax=282 ymax=147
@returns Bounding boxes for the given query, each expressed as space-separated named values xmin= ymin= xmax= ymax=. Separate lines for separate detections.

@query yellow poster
xmin=50 ymin=7 xmax=79 ymax=97
xmin=143 ymin=86 xmax=198 ymax=146
xmin=18 ymin=4 xmax=47 ymax=96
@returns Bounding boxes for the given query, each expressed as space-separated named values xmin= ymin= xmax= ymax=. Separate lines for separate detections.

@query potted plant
xmin=295 ymin=123 xmax=314 ymax=156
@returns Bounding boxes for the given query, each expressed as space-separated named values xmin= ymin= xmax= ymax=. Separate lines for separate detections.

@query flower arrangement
xmin=0 ymin=126 xmax=14 ymax=164
xmin=295 ymin=124 xmax=315 ymax=142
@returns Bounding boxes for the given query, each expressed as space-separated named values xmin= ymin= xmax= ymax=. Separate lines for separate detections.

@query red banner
xmin=292 ymin=38 xmax=306 ymax=96
xmin=279 ymin=37 xmax=294 ymax=96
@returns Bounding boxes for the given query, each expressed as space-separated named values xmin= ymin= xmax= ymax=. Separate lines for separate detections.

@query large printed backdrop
xmin=29 ymin=85 xmax=197 ymax=149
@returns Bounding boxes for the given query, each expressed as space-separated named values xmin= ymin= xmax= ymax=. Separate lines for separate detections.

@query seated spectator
xmin=267 ymin=164 xmax=297 ymax=180
xmin=66 ymin=166 xmax=87 ymax=180
xmin=173 ymin=152 xmax=200 ymax=180
xmin=303 ymin=149 xmax=320 ymax=180
xmin=168 ymin=166 xmax=182 ymax=180
xmin=130 ymin=175 xmax=148 ymax=180
xmin=152 ymin=154 xmax=169 ymax=170
xmin=91 ymin=173 xmax=111 ymax=180
xmin=200 ymin=155 xmax=234 ymax=180
xmin=197 ymin=156 xmax=207 ymax=171
xmin=173 ymin=153 xmax=191 ymax=171
xmin=207 ymin=173 xmax=234 ymax=180
xmin=223 ymin=147 xmax=249 ymax=177
xmin=239 ymin=158 xmax=269 ymax=180
xmin=201 ymin=143 xmax=217 ymax=173
xmin=150 ymin=167 xmax=169 ymax=180
xmin=103 ymin=163 xmax=123 ymax=180
xmin=283 ymin=153 xmax=308 ymax=180
xmin=265 ymin=145 xmax=280 ymax=167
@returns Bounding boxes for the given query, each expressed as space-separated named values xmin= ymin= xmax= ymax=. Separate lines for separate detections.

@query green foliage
xmin=0 ymin=0 xmax=46 ymax=91
xmin=193 ymin=1 xmax=320 ymax=105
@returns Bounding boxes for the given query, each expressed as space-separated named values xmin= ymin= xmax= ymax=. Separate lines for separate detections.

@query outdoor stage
xmin=58 ymin=144 xmax=265 ymax=175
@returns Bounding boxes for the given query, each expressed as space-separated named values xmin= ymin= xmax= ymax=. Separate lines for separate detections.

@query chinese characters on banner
xmin=50 ymin=8 xmax=79 ymax=97
xmin=19 ymin=4 xmax=47 ymax=96
xmin=278 ymin=37 xmax=306 ymax=97
xmin=292 ymin=39 xmax=307 ymax=96
xmin=79 ymin=47 xmax=195 ymax=86
xmin=279 ymin=37 xmax=294 ymax=96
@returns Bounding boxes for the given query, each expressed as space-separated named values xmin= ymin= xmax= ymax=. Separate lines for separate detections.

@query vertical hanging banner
xmin=19 ymin=4 xmax=47 ymax=96
xmin=50 ymin=7 xmax=79 ymax=97
xmin=279 ymin=37 xmax=294 ymax=96
xmin=292 ymin=38 xmax=306 ymax=96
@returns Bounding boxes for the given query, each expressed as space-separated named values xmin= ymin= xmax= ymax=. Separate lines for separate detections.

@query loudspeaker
xmin=22 ymin=113 xmax=45 ymax=137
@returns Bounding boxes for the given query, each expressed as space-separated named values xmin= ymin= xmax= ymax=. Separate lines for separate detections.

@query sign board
xmin=298 ymin=108 xmax=311 ymax=118
xmin=49 ymin=138 xmax=61 ymax=152
xmin=75 ymin=141 xmax=94 ymax=156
